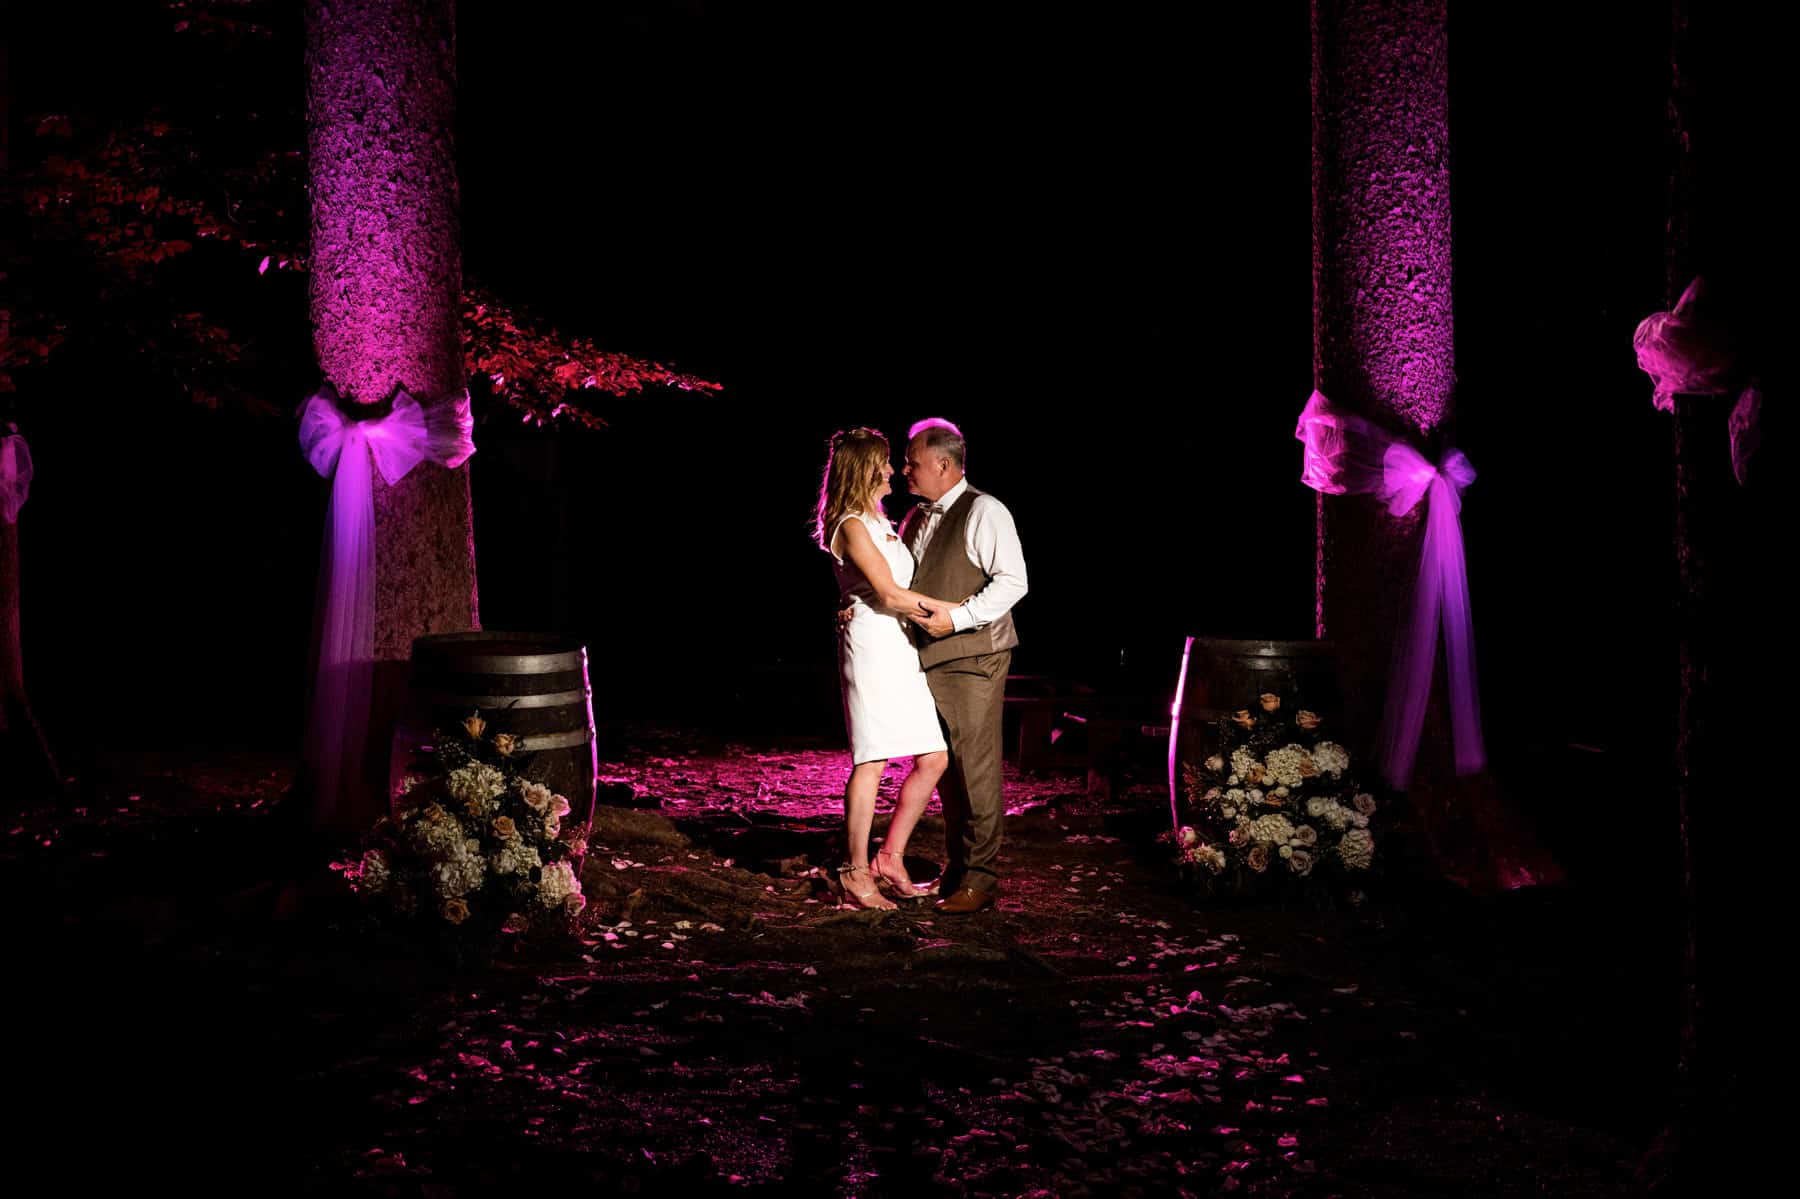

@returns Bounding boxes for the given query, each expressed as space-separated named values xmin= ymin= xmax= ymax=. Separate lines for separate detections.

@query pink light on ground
xmin=1168 ymin=635 xmax=1195 ymax=833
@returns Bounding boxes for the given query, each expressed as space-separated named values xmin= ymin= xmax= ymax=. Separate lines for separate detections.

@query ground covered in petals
xmin=7 ymin=729 xmax=1666 ymax=1195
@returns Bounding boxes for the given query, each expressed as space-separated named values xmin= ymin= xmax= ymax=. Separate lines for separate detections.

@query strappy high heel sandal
xmin=836 ymin=864 xmax=897 ymax=911
xmin=873 ymin=848 xmax=937 ymax=899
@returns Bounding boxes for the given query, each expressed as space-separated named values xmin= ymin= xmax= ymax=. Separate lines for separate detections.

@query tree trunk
xmin=1311 ymin=0 xmax=1453 ymax=686
xmin=305 ymin=0 xmax=478 ymax=836
xmin=0 ymin=512 xmax=59 ymax=799
xmin=1311 ymin=0 xmax=1557 ymax=892
xmin=1309 ymin=0 xmax=1459 ymax=856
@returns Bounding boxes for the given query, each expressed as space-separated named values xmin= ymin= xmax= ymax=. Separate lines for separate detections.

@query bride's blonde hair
xmin=813 ymin=426 xmax=890 ymax=551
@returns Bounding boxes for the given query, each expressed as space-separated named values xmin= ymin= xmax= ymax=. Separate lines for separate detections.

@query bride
xmin=814 ymin=427 xmax=953 ymax=909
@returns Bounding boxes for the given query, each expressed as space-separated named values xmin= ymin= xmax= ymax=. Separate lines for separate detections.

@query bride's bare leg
xmin=884 ymin=750 xmax=947 ymax=861
xmin=876 ymin=750 xmax=947 ymax=890
xmin=841 ymin=760 xmax=895 ymax=909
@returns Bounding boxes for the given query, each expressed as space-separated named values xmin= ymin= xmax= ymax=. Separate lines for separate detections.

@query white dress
xmin=830 ymin=511 xmax=949 ymax=764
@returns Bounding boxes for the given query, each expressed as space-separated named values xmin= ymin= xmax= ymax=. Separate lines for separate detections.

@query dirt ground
xmin=5 ymin=726 xmax=1669 ymax=1195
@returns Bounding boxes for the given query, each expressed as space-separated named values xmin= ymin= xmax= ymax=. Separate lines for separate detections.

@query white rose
xmin=520 ymin=781 xmax=554 ymax=814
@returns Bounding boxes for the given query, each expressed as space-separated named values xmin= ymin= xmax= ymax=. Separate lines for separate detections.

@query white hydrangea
xmin=1311 ymin=741 xmax=1351 ymax=777
xmin=537 ymin=860 xmax=581 ymax=908
xmin=1245 ymin=814 xmax=1296 ymax=846
xmin=491 ymin=840 xmax=543 ymax=878
xmin=1337 ymin=828 xmax=1375 ymax=869
xmin=1246 ymin=788 xmax=1265 ymax=807
xmin=1321 ymin=803 xmax=1354 ymax=832
xmin=1225 ymin=788 xmax=1247 ymax=807
xmin=1265 ymin=745 xmax=1314 ymax=788
xmin=448 ymin=762 xmax=508 ymax=813
xmin=408 ymin=808 xmax=467 ymax=858
xmin=1230 ymin=747 xmax=1260 ymax=779
xmin=432 ymin=839 xmax=485 ymax=898
xmin=358 ymin=848 xmax=391 ymax=894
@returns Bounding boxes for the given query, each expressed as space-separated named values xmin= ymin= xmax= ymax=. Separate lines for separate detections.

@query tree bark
xmin=1309 ymin=0 xmax=1457 ymax=850
xmin=305 ymin=0 xmax=478 ymax=836
xmin=1311 ymin=0 xmax=1452 ymax=694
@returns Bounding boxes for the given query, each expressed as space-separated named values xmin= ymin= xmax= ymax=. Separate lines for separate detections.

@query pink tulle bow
xmin=299 ymin=385 xmax=475 ymax=819
xmin=0 ymin=427 xmax=31 ymax=525
xmin=1296 ymin=391 xmax=1486 ymax=789
xmin=1633 ymin=276 xmax=1763 ymax=485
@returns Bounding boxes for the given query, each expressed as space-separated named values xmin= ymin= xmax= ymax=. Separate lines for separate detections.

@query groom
xmin=898 ymin=418 xmax=1029 ymax=914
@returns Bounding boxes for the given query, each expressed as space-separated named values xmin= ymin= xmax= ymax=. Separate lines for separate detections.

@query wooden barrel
xmin=392 ymin=631 xmax=598 ymax=834
xmin=1186 ymin=638 xmax=1341 ymax=719
xmin=1175 ymin=638 xmax=1342 ymax=767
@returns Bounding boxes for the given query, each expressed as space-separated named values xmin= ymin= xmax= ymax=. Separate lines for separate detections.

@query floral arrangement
xmin=341 ymin=712 xmax=588 ymax=956
xmin=1164 ymin=693 xmax=1380 ymax=896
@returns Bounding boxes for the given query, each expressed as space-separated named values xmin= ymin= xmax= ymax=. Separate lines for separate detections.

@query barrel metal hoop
xmin=421 ymin=651 xmax=585 ymax=674
xmin=508 ymin=728 xmax=596 ymax=751
xmin=418 ymin=687 xmax=590 ymax=710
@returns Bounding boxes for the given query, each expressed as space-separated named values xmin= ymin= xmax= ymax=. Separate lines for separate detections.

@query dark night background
xmin=8 ymin=2 xmax=1788 ymax=897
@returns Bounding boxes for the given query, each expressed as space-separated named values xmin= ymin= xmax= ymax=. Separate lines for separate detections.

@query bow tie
xmin=919 ymin=504 xmax=945 ymax=516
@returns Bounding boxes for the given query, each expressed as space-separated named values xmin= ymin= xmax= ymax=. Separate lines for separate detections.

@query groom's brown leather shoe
xmin=936 ymin=886 xmax=995 ymax=915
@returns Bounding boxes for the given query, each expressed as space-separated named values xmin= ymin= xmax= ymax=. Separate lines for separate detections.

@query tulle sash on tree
xmin=298 ymin=384 xmax=475 ymax=823
xmin=1 ymin=426 xmax=31 ymax=524
xmin=1295 ymin=391 xmax=1485 ymax=789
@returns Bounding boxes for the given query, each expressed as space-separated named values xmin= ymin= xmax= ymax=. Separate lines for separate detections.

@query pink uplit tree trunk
xmin=305 ymin=0 xmax=477 ymax=836
xmin=1310 ymin=0 xmax=1547 ymax=889
xmin=1311 ymin=0 xmax=1452 ymax=680
xmin=1309 ymin=0 xmax=1457 ymax=833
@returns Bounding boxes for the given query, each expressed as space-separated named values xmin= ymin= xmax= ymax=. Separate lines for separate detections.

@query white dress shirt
xmin=908 ymin=477 xmax=1029 ymax=633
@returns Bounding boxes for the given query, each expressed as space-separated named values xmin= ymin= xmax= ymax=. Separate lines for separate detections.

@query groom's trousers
xmin=925 ymin=649 xmax=1011 ymax=894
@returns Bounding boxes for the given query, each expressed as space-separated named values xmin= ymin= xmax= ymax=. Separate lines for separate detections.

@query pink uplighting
xmin=1168 ymin=635 xmax=1195 ymax=833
